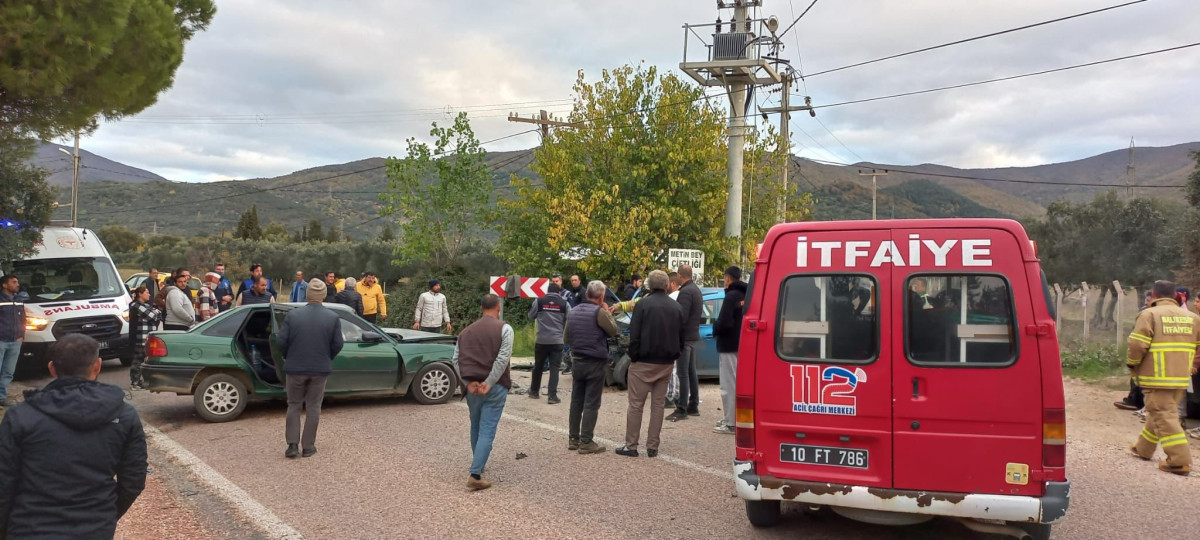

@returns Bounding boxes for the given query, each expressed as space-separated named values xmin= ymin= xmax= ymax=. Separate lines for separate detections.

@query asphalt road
xmin=13 ymin=362 xmax=1200 ymax=539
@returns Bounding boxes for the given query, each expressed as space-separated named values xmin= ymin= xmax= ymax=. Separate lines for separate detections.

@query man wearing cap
xmin=527 ymin=282 xmax=570 ymax=404
xmin=277 ymin=279 xmax=344 ymax=459
xmin=414 ymin=280 xmax=452 ymax=333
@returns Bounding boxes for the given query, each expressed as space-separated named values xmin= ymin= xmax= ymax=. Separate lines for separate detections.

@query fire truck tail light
xmin=1042 ymin=408 xmax=1066 ymax=468
xmin=146 ymin=336 xmax=168 ymax=358
xmin=735 ymin=395 xmax=755 ymax=448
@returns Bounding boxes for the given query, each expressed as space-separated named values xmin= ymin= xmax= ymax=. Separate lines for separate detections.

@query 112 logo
xmin=790 ymin=365 xmax=868 ymax=416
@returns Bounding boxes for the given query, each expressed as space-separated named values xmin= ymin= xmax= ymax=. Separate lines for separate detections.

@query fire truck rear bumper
xmin=734 ymin=460 xmax=1070 ymax=524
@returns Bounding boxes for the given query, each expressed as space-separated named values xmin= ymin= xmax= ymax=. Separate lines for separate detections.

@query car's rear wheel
xmin=745 ymin=500 xmax=782 ymax=528
xmin=412 ymin=363 xmax=455 ymax=405
xmin=194 ymin=373 xmax=249 ymax=422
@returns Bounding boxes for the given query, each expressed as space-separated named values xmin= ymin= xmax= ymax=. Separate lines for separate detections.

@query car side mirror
xmin=361 ymin=331 xmax=386 ymax=343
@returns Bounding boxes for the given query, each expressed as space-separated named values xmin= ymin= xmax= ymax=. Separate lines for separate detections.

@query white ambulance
xmin=7 ymin=226 xmax=132 ymax=367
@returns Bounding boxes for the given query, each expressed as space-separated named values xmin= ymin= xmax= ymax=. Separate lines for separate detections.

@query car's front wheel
xmin=194 ymin=373 xmax=249 ymax=422
xmin=412 ymin=363 xmax=455 ymax=405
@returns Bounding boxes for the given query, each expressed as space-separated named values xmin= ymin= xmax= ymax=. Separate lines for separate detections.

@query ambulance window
xmin=905 ymin=275 xmax=1016 ymax=366
xmin=776 ymin=275 xmax=878 ymax=364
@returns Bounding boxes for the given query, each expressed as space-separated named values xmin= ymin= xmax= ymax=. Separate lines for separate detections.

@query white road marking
xmin=455 ymin=403 xmax=734 ymax=480
xmin=144 ymin=425 xmax=305 ymax=539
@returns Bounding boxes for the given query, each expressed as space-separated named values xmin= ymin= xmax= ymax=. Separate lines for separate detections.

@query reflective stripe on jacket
xmin=1127 ymin=297 xmax=1199 ymax=389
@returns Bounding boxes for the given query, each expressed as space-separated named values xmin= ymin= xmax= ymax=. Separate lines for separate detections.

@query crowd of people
xmin=125 ymin=263 xmax=391 ymax=389
xmin=453 ymin=263 xmax=746 ymax=490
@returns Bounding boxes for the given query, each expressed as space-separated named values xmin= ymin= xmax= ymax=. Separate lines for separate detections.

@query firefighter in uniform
xmin=1127 ymin=280 xmax=1200 ymax=476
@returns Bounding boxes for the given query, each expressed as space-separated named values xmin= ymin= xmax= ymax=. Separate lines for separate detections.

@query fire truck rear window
xmin=776 ymin=275 xmax=878 ymax=364
xmin=905 ymin=275 xmax=1016 ymax=366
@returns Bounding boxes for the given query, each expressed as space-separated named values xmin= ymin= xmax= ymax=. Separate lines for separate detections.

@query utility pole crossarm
xmin=507 ymin=110 xmax=573 ymax=140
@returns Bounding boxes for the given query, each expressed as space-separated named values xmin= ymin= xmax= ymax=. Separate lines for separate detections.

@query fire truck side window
xmin=776 ymin=275 xmax=878 ymax=364
xmin=906 ymin=274 xmax=1016 ymax=366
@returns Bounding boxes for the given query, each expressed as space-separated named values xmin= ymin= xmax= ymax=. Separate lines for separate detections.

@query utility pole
xmin=858 ymin=168 xmax=888 ymax=220
xmin=56 ymin=130 xmax=81 ymax=227
xmin=759 ymin=70 xmax=813 ymax=223
xmin=680 ymin=1 xmax=781 ymax=239
xmin=1125 ymin=137 xmax=1135 ymax=199
xmin=507 ymin=110 xmax=572 ymax=140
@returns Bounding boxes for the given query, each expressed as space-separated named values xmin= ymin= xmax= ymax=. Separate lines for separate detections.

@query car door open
xmin=269 ymin=304 xmax=290 ymax=384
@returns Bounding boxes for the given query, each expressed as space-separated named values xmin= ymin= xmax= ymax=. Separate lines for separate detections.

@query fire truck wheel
xmin=745 ymin=500 xmax=781 ymax=528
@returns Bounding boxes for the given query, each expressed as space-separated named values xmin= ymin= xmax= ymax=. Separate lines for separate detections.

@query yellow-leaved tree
xmin=497 ymin=64 xmax=813 ymax=284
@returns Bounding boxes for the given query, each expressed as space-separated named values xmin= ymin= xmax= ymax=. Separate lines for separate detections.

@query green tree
xmin=97 ymin=224 xmax=141 ymax=253
xmin=306 ymin=219 xmax=324 ymax=243
xmin=0 ymin=138 xmax=57 ymax=263
xmin=234 ymin=205 xmax=263 ymax=240
xmin=1185 ymin=151 xmax=1200 ymax=208
xmin=378 ymin=224 xmax=396 ymax=242
xmin=496 ymin=64 xmax=809 ymax=283
xmin=381 ymin=112 xmax=492 ymax=268
xmin=262 ymin=221 xmax=290 ymax=243
xmin=0 ymin=0 xmax=216 ymax=140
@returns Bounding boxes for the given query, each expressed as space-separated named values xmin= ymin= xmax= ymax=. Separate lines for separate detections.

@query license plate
xmin=780 ymin=443 xmax=869 ymax=469
xmin=99 ymin=341 xmax=109 ymax=350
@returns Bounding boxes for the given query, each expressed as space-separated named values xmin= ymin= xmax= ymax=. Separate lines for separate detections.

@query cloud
xmin=74 ymin=0 xmax=1200 ymax=181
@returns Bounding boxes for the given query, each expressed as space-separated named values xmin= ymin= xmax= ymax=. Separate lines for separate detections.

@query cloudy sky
xmin=61 ymin=0 xmax=1200 ymax=182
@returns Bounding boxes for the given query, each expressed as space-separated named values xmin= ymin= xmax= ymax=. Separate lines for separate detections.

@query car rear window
xmin=775 ymin=274 xmax=878 ymax=364
xmin=905 ymin=274 xmax=1016 ymax=366
xmin=201 ymin=309 xmax=249 ymax=338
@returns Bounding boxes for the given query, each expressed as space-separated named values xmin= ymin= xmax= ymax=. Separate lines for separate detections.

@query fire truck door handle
xmin=912 ymin=378 xmax=919 ymax=398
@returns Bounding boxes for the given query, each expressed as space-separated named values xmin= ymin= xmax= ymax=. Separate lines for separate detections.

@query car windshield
xmin=12 ymin=257 xmax=125 ymax=303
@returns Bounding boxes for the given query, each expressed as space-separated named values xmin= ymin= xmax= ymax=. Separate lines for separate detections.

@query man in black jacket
xmin=335 ymin=277 xmax=365 ymax=317
xmin=616 ymin=270 xmax=683 ymax=457
xmin=712 ymin=266 xmax=747 ymax=434
xmin=668 ymin=264 xmax=704 ymax=422
xmin=0 ymin=333 xmax=147 ymax=539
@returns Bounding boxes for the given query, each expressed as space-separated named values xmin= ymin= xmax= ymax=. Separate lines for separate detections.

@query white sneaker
xmin=1187 ymin=427 xmax=1200 ymax=440
xmin=712 ymin=425 xmax=735 ymax=434
xmin=714 ymin=419 xmax=727 ymax=428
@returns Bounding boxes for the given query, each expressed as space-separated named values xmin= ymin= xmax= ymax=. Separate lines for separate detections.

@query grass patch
xmin=1060 ymin=340 xmax=1127 ymax=380
xmin=512 ymin=324 xmax=537 ymax=358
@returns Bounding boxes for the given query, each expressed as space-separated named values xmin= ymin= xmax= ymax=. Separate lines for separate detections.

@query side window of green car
xmin=202 ymin=310 xmax=249 ymax=338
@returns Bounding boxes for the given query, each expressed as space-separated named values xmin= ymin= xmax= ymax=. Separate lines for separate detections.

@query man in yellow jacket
xmin=356 ymin=273 xmax=387 ymax=325
xmin=1127 ymin=280 xmax=1200 ymax=476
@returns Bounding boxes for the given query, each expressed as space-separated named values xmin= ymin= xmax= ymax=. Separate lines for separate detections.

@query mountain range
xmin=29 ymin=141 xmax=1199 ymax=238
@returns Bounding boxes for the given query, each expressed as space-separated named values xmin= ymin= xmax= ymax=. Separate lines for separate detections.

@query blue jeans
xmin=0 ymin=341 xmax=22 ymax=401
xmin=466 ymin=384 xmax=508 ymax=476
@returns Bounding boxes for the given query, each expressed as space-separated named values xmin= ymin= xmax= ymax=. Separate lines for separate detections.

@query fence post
xmin=1052 ymin=283 xmax=1063 ymax=335
xmin=1112 ymin=280 xmax=1124 ymax=344
xmin=1081 ymin=282 xmax=1090 ymax=339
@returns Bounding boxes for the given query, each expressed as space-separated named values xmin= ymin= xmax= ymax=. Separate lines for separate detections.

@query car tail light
xmin=146 ymin=336 xmax=168 ymax=358
xmin=1042 ymin=408 xmax=1066 ymax=468
xmin=735 ymin=394 xmax=755 ymax=449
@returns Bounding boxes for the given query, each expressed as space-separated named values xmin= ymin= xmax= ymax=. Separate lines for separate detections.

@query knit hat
xmin=204 ymin=272 xmax=221 ymax=287
xmin=306 ymin=278 xmax=327 ymax=302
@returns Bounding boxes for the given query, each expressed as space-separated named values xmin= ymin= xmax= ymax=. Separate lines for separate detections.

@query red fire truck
xmin=734 ymin=219 xmax=1068 ymax=540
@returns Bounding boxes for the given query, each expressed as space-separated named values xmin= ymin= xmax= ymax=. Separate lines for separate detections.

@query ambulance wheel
xmin=745 ymin=500 xmax=781 ymax=528
xmin=1011 ymin=522 xmax=1051 ymax=540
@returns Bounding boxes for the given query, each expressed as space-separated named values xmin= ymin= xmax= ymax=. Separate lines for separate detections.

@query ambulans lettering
xmin=795 ymin=235 xmax=992 ymax=268
xmin=790 ymin=365 xmax=868 ymax=416
xmin=43 ymin=303 xmax=118 ymax=316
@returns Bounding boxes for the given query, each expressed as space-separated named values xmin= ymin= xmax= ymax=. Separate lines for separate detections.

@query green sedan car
xmin=142 ymin=303 xmax=459 ymax=422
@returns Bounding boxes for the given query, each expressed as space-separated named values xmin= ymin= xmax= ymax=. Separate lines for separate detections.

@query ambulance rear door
xmin=890 ymin=227 xmax=1044 ymax=496
xmin=754 ymin=228 xmax=893 ymax=488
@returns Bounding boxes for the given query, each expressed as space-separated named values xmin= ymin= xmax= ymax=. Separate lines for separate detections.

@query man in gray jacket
xmin=527 ymin=283 xmax=570 ymax=404
xmin=277 ymin=279 xmax=345 ymax=459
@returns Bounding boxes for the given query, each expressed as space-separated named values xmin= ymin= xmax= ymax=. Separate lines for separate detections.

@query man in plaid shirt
xmin=198 ymin=273 xmax=220 ymax=322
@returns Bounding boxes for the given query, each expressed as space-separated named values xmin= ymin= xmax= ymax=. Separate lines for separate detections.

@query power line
xmin=805 ymin=41 xmax=1200 ymax=110
xmin=805 ymin=0 xmax=1147 ymax=78
xmin=813 ymin=116 xmax=865 ymax=162
xmin=132 ymin=98 xmax=575 ymax=120
xmin=777 ymin=0 xmax=819 ymax=40
xmin=804 ymin=157 xmax=1186 ymax=188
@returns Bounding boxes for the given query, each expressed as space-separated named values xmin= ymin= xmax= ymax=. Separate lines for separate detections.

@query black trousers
xmin=1125 ymin=378 xmax=1145 ymax=409
xmin=363 ymin=313 xmax=378 ymax=324
xmin=530 ymin=343 xmax=562 ymax=398
xmin=568 ymin=357 xmax=606 ymax=443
